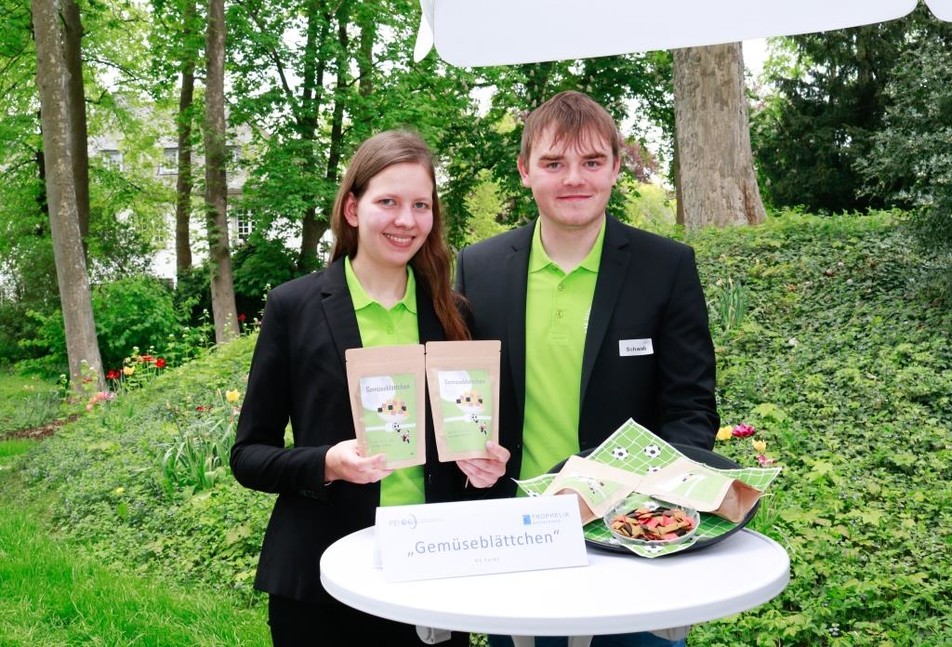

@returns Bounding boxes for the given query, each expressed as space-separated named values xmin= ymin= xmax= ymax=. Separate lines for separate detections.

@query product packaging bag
xmin=423 ymin=340 xmax=501 ymax=461
xmin=345 ymin=344 xmax=427 ymax=468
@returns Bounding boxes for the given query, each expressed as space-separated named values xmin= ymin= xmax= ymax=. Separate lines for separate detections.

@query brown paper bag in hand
xmin=345 ymin=345 xmax=426 ymax=469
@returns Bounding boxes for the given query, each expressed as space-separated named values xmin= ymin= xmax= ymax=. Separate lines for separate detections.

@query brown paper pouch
xmin=345 ymin=344 xmax=426 ymax=469
xmin=639 ymin=457 xmax=763 ymax=522
xmin=424 ymin=340 xmax=501 ymax=462
xmin=542 ymin=455 xmax=644 ymax=524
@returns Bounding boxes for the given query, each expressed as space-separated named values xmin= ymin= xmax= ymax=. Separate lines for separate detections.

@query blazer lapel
xmin=416 ymin=283 xmax=445 ymax=343
xmin=506 ymin=223 xmax=533 ymax=422
xmin=581 ymin=216 xmax=630 ymax=404
xmin=321 ymin=260 xmax=362 ymax=363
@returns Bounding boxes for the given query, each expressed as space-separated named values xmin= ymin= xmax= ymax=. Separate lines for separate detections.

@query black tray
xmin=548 ymin=443 xmax=760 ymax=556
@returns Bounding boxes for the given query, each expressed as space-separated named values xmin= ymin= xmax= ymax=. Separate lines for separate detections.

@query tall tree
xmin=673 ymin=42 xmax=765 ymax=229
xmin=858 ymin=14 xmax=952 ymax=262
xmin=203 ymin=0 xmax=238 ymax=343
xmin=750 ymin=18 xmax=910 ymax=213
xmin=32 ymin=0 xmax=104 ymax=389
xmin=174 ymin=0 xmax=200 ymax=277
xmin=62 ymin=0 xmax=90 ymax=249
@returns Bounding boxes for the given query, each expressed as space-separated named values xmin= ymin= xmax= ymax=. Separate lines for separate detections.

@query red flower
xmin=732 ymin=423 xmax=756 ymax=438
xmin=237 ymin=313 xmax=247 ymax=323
xmin=140 ymin=354 xmax=155 ymax=363
xmin=155 ymin=358 xmax=167 ymax=368
xmin=106 ymin=369 xmax=121 ymax=381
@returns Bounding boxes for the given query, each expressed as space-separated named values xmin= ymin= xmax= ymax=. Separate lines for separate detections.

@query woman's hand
xmin=455 ymin=440 xmax=511 ymax=488
xmin=324 ymin=439 xmax=392 ymax=484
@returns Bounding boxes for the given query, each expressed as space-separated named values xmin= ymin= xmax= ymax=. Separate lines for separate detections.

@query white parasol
xmin=414 ymin=0 xmax=952 ymax=67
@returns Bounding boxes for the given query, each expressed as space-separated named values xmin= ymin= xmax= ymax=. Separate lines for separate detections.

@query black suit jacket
xmin=455 ymin=216 xmax=718 ymax=496
xmin=231 ymin=259 xmax=468 ymax=603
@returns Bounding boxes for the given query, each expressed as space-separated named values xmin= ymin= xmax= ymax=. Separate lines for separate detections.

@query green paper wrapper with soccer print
xmin=424 ymin=340 xmax=501 ymax=461
xmin=345 ymin=344 xmax=426 ymax=468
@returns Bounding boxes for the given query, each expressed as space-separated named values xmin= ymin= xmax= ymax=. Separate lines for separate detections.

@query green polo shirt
xmin=520 ymin=219 xmax=605 ymax=483
xmin=344 ymin=256 xmax=425 ymax=506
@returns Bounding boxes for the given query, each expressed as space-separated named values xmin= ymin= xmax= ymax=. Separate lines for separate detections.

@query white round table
xmin=320 ymin=526 xmax=789 ymax=646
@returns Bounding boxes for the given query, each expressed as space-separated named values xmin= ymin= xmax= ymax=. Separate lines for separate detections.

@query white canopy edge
xmin=414 ymin=0 xmax=952 ymax=67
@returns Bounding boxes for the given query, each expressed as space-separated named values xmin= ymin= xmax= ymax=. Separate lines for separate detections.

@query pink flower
xmin=756 ymin=454 xmax=776 ymax=466
xmin=732 ymin=423 xmax=756 ymax=438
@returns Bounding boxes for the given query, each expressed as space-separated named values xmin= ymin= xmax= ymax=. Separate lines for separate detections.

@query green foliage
xmin=92 ymin=276 xmax=184 ymax=371
xmin=0 ymin=466 xmax=268 ymax=645
xmin=160 ymin=390 xmax=241 ymax=494
xmin=855 ymin=18 xmax=952 ymax=280
xmin=686 ymin=210 xmax=951 ymax=645
xmin=231 ymin=236 xmax=300 ymax=321
xmin=0 ymin=300 xmax=47 ymax=366
xmin=0 ymin=373 xmax=65 ymax=435
xmin=619 ymin=179 xmax=676 ymax=229
xmin=462 ymin=171 xmax=509 ymax=247
xmin=20 ymin=275 xmax=185 ymax=376
xmin=173 ymin=265 xmax=214 ymax=328
xmin=710 ymin=277 xmax=750 ymax=332
xmin=750 ymin=11 xmax=922 ymax=213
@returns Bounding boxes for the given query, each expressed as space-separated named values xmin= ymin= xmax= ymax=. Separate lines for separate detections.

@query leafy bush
xmin=18 ymin=275 xmax=186 ymax=377
xmin=231 ymin=237 xmax=299 ymax=322
xmin=93 ymin=276 xmax=184 ymax=372
xmin=0 ymin=300 xmax=46 ymax=367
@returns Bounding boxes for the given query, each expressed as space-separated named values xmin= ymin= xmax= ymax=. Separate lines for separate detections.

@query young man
xmin=454 ymin=91 xmax=719 ymax=647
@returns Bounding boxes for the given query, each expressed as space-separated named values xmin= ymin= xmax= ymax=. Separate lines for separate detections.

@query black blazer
xmin=455 ymin=216 xmax=719 ymax=496
xmin=231 ymin=259 xmax=469 ymax=603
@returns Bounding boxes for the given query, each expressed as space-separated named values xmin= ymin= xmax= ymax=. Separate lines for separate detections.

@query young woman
xmin=231 ymin=129 xmax=508 ymax=646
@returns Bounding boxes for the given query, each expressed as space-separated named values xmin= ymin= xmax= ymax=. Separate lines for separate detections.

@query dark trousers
xmin=269 ymin=594 xmax=471 ymax=646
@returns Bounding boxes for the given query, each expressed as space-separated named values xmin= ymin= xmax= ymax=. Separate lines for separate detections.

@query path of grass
xmin=0 ymin=442 xmax=270 ymax=647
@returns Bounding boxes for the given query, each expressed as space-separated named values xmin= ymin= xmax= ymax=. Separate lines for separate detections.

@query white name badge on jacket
xmin=620 ymin=338 xmax=654 ymax=356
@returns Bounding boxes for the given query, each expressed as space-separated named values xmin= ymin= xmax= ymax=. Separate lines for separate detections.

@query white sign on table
xmin=374 ymin=493 xmax=588 ymax=582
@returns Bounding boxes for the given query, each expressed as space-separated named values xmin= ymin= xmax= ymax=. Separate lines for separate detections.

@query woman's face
xmin=344 ymin=162 xmax=434 ymax=273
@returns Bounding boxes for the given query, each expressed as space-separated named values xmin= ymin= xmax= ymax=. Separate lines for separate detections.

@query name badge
xmin=619 ymin=338 xmax=653 ymax=356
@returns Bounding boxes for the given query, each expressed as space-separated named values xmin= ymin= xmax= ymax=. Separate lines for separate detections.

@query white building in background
xmin=90 ymin=123 xmax=302 ymax=285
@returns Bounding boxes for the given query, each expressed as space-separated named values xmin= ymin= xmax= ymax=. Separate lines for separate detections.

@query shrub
xmin=93 ymin=276 xmax=184 ymax=372
xmin=19 ymin=275 xmax=185 ymax=377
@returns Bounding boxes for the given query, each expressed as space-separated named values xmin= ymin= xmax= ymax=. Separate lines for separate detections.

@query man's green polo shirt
xmin=344 ymin=256 xmax=425 ymax=506
xmin=520 ymin=219 xmax=605 ymax=482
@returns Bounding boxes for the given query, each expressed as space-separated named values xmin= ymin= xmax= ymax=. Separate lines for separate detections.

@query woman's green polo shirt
xmin=344 ymin=256 xmax=425 ymax=506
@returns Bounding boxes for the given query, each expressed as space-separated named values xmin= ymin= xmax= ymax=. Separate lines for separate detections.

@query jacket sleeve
xmin=230 ymin=287 xmax=330 ymax=499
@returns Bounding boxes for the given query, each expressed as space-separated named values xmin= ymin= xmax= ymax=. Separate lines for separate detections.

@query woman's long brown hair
xmin=330 ymin=130 xmax=470 ymax=341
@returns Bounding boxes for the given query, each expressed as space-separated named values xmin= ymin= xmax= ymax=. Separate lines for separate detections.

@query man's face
xmin=517 ymin=127 xmax=621 ymax=233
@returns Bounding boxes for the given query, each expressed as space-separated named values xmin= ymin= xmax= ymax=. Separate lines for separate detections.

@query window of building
xmin=158 ymin=147 xmax=178 ymax=175
xmin=235 ymin=210 xmax=253 ymax=243
xmin=100 ymin=149 xmax=123 ymax=170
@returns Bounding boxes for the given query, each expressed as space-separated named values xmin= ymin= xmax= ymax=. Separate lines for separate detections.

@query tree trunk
xmin=32 ymin=0 xmax=104 ymax=392
xmin=295 ymin=1 xmax=331 ymax=273
xmin=62 ymin=0 xmax=90 ymax=251
xmin=673 ymin=43 xmax=766 ymax=229
xmin=204 ymin=0 xmax=239 ymax=343
xmin=175 ymin=0 xmax=198 ymax=277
